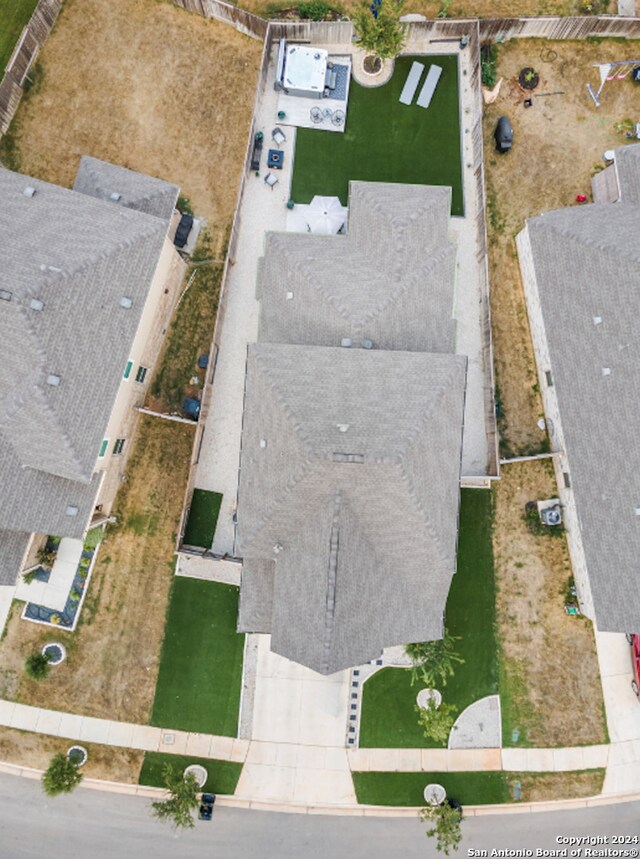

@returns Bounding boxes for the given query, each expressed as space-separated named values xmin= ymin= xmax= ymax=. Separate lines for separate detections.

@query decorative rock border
xmin=184 ymin=764 xmax=208 ymax=787
xmin=416 ymin=688 xmax=442 ymax=710
xmin=424 ymin=783 xmax=447 ymax=806
xmin=351 ymin=48 xmax=395 ymax=88
xmin=42 ymin=642 xmax=66 ymax=666
xmin=67 ymin=745 xmax=87 ymax=767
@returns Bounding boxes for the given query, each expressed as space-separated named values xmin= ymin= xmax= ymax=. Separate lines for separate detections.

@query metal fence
xmin=0 ymin=0 xmax=61 ymax=135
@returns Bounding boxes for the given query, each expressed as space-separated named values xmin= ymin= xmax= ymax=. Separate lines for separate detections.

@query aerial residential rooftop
xmin=518 ymin=143 xmax=640 ymax=632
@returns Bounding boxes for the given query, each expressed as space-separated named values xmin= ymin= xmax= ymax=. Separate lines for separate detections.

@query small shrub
xmin=36 ymin=544 xmax=57 ymax=569
xmin=298 ymin=1 xmax=329 ymax=19
xmin=405 ymin=631 xmax=465 ymax=687
xmin=25 ymin=652 xmax=51 ymax=681
xmin=69 ymin=590 xmax=81 ymax=603
xmin=21 ymin=569 xmax=39 ymax=585
xmin=481 ymin=43 xmax=497 ymax=88
xmin=177 ymin=194 xmax=194 ymax=216
xmin=50 ymin=614 xmax=61 ymax=625
xmin=151 ymin=764 xmax=200 ymax=829
xmin=42 ymin=753 xmax=83 ymax=796
xmin=421 ymin=801 xmax=463 ymax=855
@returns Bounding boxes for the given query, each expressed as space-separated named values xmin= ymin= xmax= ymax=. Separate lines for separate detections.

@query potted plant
xmin=519 ymin=67 xmax=539 ymax=90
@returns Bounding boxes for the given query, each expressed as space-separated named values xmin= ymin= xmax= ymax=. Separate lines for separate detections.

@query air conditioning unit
xmin=539 ymin=502 xmax=562 ymax=526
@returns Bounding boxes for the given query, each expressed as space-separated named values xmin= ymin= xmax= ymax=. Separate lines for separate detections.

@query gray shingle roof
xmin=0 ymin=530 xmax=32 ymax=586
xmin=237 ymin=558 xmax=275 ymax=634
xmin=237 ymin=344 xmax=467 ymax=674
xmin=73 ymin=156 xmax=179 ymax=222
xmin=615 ymin=143 xmax=640 ymax=205
xmin=258 ymin=182 xmax=456 ymax=352
xmin=0 ymin=162 xmax=174 ymax=543
xmin=524 ymin=199 xmax=640 ymax=631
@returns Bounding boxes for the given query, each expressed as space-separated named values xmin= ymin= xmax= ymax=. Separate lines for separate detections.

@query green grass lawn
xmin=150 ymin=578 xmax=244 ymax=735
xmin=359 ymin=489 xmax=498 ymax=747
xmin=0 ymin=0 xmax=39 ymax=76
xmin=183 ymin=489 xmax=223 ymax=549
xmin=352 ymin=769 xmax=606 ymax=806
xmin=353 ymin=771 xmax=508 ymax=806
xmin=139 ymin=752 xmax=242 ymax=795
xmin=290 ymin=55 xmax=463 ymax=215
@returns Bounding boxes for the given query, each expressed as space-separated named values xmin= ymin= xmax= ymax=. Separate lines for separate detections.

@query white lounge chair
xmin=416 ymin=65 xmax=443 ymax=109
xmin=399 ymin=61 xmax=425 ymax=106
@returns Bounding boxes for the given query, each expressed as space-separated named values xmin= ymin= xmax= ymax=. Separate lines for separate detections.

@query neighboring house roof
xmin=522 ymin=197 xmax=640 ymax=631
xmin=615 ymin=143 xmax=640 ymax=205
xmin=73 ymin=156 xmax=179 ymax=222
xmin=0 ymin=162 xmax=175 ymax=554
xmin=257 ymin=182 xmax=457 ymax=353
xmin=0 ymin=530 xmax=32 ymax=587
xmin=237 ymin=343 xmax=467 ymax=674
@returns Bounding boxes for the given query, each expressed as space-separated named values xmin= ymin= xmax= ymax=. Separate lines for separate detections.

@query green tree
xmin=151 ymin=764 xmax=200 ymax=829
xmin=353 ymin=0 xmax=406 ymax=62
xmin=405 ymin=629 xmax=464 ymax=687
xmin=416 ymin=699 xmax=457 ymax=745
xmin=420 ymin=801 xmax=463 ymax=855
xmin=25 ymin=651 xmax=52 ymax=681
xmin=42 ymin=753 xmax=83 ymax=796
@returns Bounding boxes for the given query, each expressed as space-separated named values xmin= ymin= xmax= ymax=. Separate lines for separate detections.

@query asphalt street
xmin=0 ymin=774 xmax=639 ymax=859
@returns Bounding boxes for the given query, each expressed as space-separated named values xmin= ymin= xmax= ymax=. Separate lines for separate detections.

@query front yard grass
xmin=139 ymin=752 xmax=242 ymax=795
xmin=352 ymin=769 xmax=605 ymax=806
xmin=150 ymin=579 xmax=244 ymax=736
xmin=291 ymin=54 xmax=463 ymax=215
xmin=359 ymin=489 xmax=498 ymax=747
xmin=182 ymin=489 xmax=223 ymax=549
xmin=0 ymin=0 xmax=39 ymax=76
xmin=0 ymin=417 xmax=195 ymax=722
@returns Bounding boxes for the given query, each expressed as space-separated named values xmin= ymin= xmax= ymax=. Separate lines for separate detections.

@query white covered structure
xmin=275 ymin=40 xmax=328 ymax=99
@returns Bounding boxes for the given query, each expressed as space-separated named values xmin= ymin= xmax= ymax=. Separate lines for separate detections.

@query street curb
xmin=1 ymin=760 xmax=639 ymax=816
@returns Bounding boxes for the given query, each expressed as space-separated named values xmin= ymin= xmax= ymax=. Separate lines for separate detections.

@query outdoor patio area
xmin=275 ymin=55 xmax=351 ymax=134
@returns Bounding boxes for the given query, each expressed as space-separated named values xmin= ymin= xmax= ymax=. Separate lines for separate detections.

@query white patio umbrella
xmin=306 ymin=196 xmax=347 ymax=235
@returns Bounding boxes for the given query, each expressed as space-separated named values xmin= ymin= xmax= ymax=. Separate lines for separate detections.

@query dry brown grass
xmin=484 ymin=38 xmax=640 ymax=454
xmin=0 ymin=727 xmax=144 ymax=782
xmin=2 ymin=0 xmax=262 ymax=253
xmin=0 ymin=417 xmax=194 ymax=722
xmin=493 ymin=460 xmax=606 ymax=747
xmin=257 ymin=0 xmax=575 ymax=20
xmin=516 ymin=769 xmax=605 ymax=801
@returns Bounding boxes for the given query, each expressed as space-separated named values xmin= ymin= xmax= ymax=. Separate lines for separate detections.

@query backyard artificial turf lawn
xmin=150 ymin=579 xmax=244 ymax=736
xmin=0 ymin=0 xmax=39 ymax=75
xmin=290 ymin=54 xmax=463 ymax=216
xmin=139 ymin=752 xmax=242 ymax=795
xmin=359 ymin=488 xmax=498 ymax=747
xmin=182 ymin=488 xmax=223 ymax=549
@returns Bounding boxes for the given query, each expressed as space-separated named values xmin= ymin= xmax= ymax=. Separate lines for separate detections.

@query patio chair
xmin=271 ymin=127 xmax=286 ymax=148
xmin=264 ymin=172 xmax=279 ymax=191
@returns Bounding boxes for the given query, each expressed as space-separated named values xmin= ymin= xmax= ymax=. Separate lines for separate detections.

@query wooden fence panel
xmin=479 ymin=15 xmax=640 ymax=41
xmin=0 ymin=0 xmax=61 ymax=136
xmin=172 ymin=0 xmax=268 ymax=39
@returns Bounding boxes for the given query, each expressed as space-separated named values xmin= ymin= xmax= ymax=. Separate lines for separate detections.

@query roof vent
xmin=65 ymin=505 xmax=78 ymax=517
xmin=0 ymin=290 xmax=12 ymax=301
xmin=120 ymin=296 xmax=133 ymax=309
xmin=286 ymin=291 xmax=294 ymax=300
xmin=29 ymin=298 xmax=44 ymax=311
xmin=110 ymin=192 xmax=122 ymax=201
xmin=273 ymin=543 xmax=283 ymax=554
xmin=46 ymin=374 xmax=61 ymax=386
xmin=602 ymin=367 xmax=611 ymax=377
xmin=337 ymin=423 xmax=349 ymax=433
xmin=48 ymin=266 xmax=62 ymax=273
xmin=634 ymin=507 xmax=640 ymax=517
xmin=593 ymin=316 xmax=602 ymax=325
xmin=39 ymin=264 xmax=47 ymax=271
xmin=340 ymin=338 xmax=352 ymax=348
xmin=259 ymin=438 xmax=267 ymax=449
xmin=23 ymin=186 xmax=36 ymax=197
xmin=361 ymin=339 xmax=373 ymax=349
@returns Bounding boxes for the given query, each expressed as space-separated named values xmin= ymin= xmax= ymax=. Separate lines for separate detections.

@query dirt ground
xmin=516 ymin=769 xmax=604 ymax=801
xmin=493 ymin=460 xmax=606 ymax=747
xmin=0 ymin=417 xmax=194 ymax=722
xmin=0 ymin=727 xmax=144 ymax=783
xmin=484 ymin=38 xmax=640 ymax=454
xmin=1 ymin=0 xmax=262 ymax=254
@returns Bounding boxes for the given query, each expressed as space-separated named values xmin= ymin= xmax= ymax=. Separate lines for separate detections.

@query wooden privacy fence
xmin=171 ymin=0 xmax=268 ymax=39
xmin=0 ymin=0 xmax=61 ymax=135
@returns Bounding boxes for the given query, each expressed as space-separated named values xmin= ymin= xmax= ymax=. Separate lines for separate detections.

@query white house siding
xmin=516 ymin=228 xmax=596 ymax=622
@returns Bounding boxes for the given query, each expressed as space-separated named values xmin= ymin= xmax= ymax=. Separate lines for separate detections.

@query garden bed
xmin=182 ymin=489 xmax=223 ymax=549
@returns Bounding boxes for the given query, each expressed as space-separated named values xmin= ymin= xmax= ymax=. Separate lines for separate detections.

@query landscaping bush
xmin=405 ymin=630 xmax=464 ymax=688
xmin=416 ymin=700 xmax=457 ymax=745
xmin=298 ymin=1 xmax=329 ymax=19
xmin=481 ymin=43 xmax=497 ymax=88
xmin=151 ymin=764 xmax=199 ymax=829
xmin=353 ymin=0 xmax=406 ymax=62
xmin=25 ymin=651 xmax=51 ymax=681
xmin=421 ymin=801 xmax=463 ymax=855
xmin=42 ymin=753 xmax=83 ymax=796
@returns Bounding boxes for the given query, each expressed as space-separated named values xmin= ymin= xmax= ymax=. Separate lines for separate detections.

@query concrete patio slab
xmin=176 ymin=555 xmax=241 ymax=586
xmin=449 ymin=695 xmax=502 ymax=749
